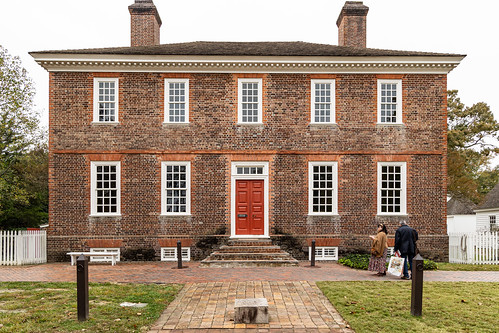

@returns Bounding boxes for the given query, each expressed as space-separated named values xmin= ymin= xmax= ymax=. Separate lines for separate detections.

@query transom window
xmin=165 ymin=79 xmax=189 ymax=123
xmin=309 ymin=162 xmax=338 ymax=215
xmin=378 ymin=162 xmax=406 ymax=215
xmin=161 ymin=162 xmax=191 ymax=215
xmin=91 ymin=161 xmax=120 ymax=216
xmin=93 ymin=78 xmax=118 ymax=123
xmin=378 ymin=79 xmax=402 ymax=124
xmin=311 ymin=80 xmax=335 ymax=123
xmin=238 ymin=78 xmax=262 ymax=123
xmin=237 ymin=166 xmax=264 ymax=175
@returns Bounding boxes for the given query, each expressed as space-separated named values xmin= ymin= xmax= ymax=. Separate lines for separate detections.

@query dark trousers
xmin=402 ymin=253 xmax=414 ymax=278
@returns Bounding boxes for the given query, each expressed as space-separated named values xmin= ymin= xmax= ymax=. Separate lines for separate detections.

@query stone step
xmin=199 ymin=259 xmax=299 ymax=267
xmin=208 ymin=252 xmax=293 ymax=261
xmin=227 ymin=239 xmax=273 ymax=247
xmin=218 ymin=245 xmax=282 ymax=253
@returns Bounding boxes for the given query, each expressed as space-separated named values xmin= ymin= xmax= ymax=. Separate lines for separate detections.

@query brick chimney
xmin=128 ymin=0 xmax=162 ymax=47
xmin=336 ymin=1 xmax=369 ymax=48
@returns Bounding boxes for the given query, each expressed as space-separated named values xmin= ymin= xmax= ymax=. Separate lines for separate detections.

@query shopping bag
xmin=387 ymin=256 xmax=405 ymax=276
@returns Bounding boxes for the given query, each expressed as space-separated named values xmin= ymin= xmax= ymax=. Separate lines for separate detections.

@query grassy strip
xmin=0 ymin=282 xmax=182 ymax=333
xmin=317 ymin=281 xmax=499 ymax=333
xmin=437 ymin=262 xmax=499 ymax=271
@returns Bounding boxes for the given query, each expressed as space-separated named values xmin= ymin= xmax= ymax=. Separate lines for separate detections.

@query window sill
xmin=91 ymin=121 xmax=120 ymax=126
xmin=163 ymin=122 xmax=190 ymax=126
xmin=376 ymin=123 xmax=405 ymax=127
xmin=160 ymin=214 xmax=192 ymax=217
xmin=89 ymin=214 xmax=122 ymax=218
xmin=376 ymin=214 xmax=408 ymax=217
xmin=237 ymin=122 xmax=264 ymax=126
xmin=308 ymin=213 xmax=340 ymax=217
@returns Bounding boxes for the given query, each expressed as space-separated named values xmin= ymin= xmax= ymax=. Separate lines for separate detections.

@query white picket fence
xmin=449 ymin=231 xmax=499 ymax=264
xmin=0 ymin=230 xmax=47 ymax=265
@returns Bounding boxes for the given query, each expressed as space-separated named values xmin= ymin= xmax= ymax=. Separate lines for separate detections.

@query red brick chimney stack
xmin=336 ymin=1 xmax=369 ymax=48
xmin=128 ymin=0 xmax=162 ymax=47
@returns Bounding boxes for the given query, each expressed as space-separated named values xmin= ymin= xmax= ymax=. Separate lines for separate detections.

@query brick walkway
xmin=2 ymin=262 xmax=498 ymax=333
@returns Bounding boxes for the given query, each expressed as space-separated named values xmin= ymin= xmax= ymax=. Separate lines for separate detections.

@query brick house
xmin=31 ymin=0 xmax=464 ymax=262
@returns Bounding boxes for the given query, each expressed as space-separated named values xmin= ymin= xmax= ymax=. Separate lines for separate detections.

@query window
xmin=161 ymin=162 xmax=191 ymax=215
xmin=378 ymin=162 xmax=406 ymax=215
xmin=308 ymin=162 xmax=338 ymax=215
xmin=309 ymin=247 xmax=338 ymax=260
xmin=311 ymin=80 xmax=335 ymax=123
xmin=91 ymin=162 xmax=120 ymax=216
xmin=89 ymin=248 xmax=120 ymax=263
xmin=378 ymin=79 xmax=402 ymax=124
xmin=165 ymin=79 xmax=189 ymax=123
xmin=161 ymin=247 xmax=191 ymax=261
xmin=238 ymin=78 xmax=262 ymax=123
xmin=236 ymin=166 xmax=264 ymax=175
xmin=93 ymin=78 xmax=119 ymax=123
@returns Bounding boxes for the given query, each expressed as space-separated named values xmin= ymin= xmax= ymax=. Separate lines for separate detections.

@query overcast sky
xmin=1 ymin=0 xmax=498 ymax=135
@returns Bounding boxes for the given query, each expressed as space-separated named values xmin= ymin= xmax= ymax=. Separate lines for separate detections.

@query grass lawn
xmin=317 ymin=281 xmax=499 ymax=333
xmin=437 ymin=262 xmax=499 ymax=271
xmin=0 ymin=282 xmax=182 ymax=333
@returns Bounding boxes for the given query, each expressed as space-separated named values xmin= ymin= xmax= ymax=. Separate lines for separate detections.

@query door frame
xmin=230 ymin=162 xmax=269 ymax=238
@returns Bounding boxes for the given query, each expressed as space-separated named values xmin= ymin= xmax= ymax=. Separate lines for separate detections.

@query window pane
xmin=311 ymin=164 xmax=335 ymax=213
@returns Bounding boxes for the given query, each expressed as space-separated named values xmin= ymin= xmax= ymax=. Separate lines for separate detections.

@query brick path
xmin=2 ymin=262 xmax=498 ymax=333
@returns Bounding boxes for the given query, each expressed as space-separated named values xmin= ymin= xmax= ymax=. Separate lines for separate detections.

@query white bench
xmin=67 ymin=252 xmax=119 ymax=266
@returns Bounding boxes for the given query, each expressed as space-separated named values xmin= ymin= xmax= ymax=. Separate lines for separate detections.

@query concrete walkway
xmin=2 ymin=261 xmax=498 ymax=333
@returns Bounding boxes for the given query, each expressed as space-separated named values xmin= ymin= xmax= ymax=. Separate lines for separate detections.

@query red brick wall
xmin=47 ymin=72 xmax=448 ymax=261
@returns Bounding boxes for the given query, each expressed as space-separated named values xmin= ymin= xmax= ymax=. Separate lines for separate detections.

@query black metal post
xmin=411 ymin=254 xmax=424 ymax=316
xmin=177 ymin=240 xmax=183 ymax=269
xmin=76 ymin=254 xmax=89 ymax=321
xmin=311 ymin=239 xmax=316 ymax=267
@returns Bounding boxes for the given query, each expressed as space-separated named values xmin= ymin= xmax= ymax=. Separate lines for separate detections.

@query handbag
xmin=387 ymin=256 xmax=405 ymax=276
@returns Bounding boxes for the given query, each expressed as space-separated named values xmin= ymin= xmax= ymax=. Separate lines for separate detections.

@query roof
xmin=447 ymin=197 xmax=476 ymax=215
xmin=30 ymin=41 xmax=464 ymax=58
xmin=476 ymin=182 xmax=499 ymax=210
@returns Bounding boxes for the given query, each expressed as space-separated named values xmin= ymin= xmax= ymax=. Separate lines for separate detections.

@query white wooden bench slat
xmin=67 ymin=252 xmax=118 ymax=266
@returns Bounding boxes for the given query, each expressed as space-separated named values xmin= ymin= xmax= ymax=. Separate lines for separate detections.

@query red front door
xmin=235 ymin=180 xmax=264 ymax=235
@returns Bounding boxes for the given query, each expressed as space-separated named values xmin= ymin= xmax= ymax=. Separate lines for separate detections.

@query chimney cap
xmin=336 ymin=1 xmax=369 ymax=27
xmin=128 ymin=0 xmax=162 ymax=27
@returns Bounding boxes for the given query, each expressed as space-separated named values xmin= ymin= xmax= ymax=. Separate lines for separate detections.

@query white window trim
xmin=93 ymin=78 xmax=119 ymax=123
xmin=230 ymin=162 xmax=269 ymax=238
xmin=164 ymin=78 xmax=189 ymax=124
xmin=160 ymin=247 xmax=191 ymax=261
xmin=311 ymin=79 xmax=335 ymax=124
xmin=89 ymin=248 xmax=120 ymax=263
xmin=377 ymin=79 xmax=402 ymax=124
xmin=309 ymin=246 xmax=338 ymax=260
xmin=238 ymin=78 xmax=263 ymax=124
xmin=308 ymin=162 xmax=339 ymax=216
xmin=377 ymin=162 xmax=407 ymax=215
xmin=161 ymin=161 xmax=191 ymax=216
xmin=90 ymin=161 xmax=121 ymax=217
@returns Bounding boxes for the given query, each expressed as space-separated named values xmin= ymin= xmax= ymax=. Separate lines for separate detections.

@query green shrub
xmin=339 ymin=253 xmax=438 ymax=271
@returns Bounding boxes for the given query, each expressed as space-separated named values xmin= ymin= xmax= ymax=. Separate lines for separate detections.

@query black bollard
xmin=177 ymin=240 xmax=183 ymax=269
xmin=76 ymin=254 xmax=89 ymax=321
xmin=411 ymin=254 xmax=424 ymax=316
xmin=311 ymin=239 xmax=316 ymax=267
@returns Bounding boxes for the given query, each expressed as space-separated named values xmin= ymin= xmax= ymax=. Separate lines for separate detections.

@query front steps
xmin=200 ymin=238 xmax=299 ymax=267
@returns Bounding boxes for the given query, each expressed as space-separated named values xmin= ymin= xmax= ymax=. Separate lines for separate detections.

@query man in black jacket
xmin=394 ymin=220 xmax=418 ymax=279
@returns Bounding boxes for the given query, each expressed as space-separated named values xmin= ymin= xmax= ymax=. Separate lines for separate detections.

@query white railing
xmin=449 ymin=232 xmax=499 ymax=264
xmin=0 ymin=230 xmax=47 ymax=265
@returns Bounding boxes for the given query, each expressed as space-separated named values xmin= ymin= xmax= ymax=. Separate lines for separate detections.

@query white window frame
xmin=311 ymin=79 xmax=335 ymax=124
xmin=89 ymin=248 xmax=120 ymax=263
xmin=308 ymin=162 xmax=338 ymax=215
xmin=160 ymin=247 xmax=191 ymax=261
xmin=238 ymin=78 xmax=263 ymax=124
xmin=377 ymin=79 xmax=402 ymax=124
xmin=309 ymin=246 xmax=338 ymax=260
xmin=161 ymin=161 xmax=191 ymax=216
xmin=164 ymin=78 xmax=189 ymax=124
xmin=230 ymin=161 xmax=269 ymax=238
xmin=93 ymin=78 xmax=119 ymax=123
xmin=90 ymin=161 xmax=121 ymax=216
xmin=377 ymin=162 xmax=407 ymax=215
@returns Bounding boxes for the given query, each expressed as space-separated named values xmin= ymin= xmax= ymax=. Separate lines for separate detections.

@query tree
xmin=0 ymin=45 xmax=45 ymax=226
xmin=447 ymin=90 xmax=499 ymax=203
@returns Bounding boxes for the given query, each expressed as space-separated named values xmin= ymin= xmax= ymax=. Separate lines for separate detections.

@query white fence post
xmin=449 ymin=231 xmax=499 ymax=265
xmin=0 ymin=230 xmax=47 ymax=265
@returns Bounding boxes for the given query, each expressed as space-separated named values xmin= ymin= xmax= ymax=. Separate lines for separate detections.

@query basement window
xmin=161 ymin=247 xmax=190 ymax=261
xmin=309 ymin=247 xmax=338 ymax=260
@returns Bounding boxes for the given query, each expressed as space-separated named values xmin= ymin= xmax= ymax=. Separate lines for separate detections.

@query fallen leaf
xmin=137 ymin=312 xmax=142 ymax=316
xmin=114 ymin=318 xmax=121 ymax=322
xmin=478 ymin=302 xmax=483 ymax=306
xmin=461 ymin=299 xmax=467 ymax=303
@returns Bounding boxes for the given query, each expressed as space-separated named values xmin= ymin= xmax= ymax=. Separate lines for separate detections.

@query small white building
xmin=474 ymin=183 xmax=499 ymax=232
xmin=447 ymin=196 xmax=476 ymax=233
